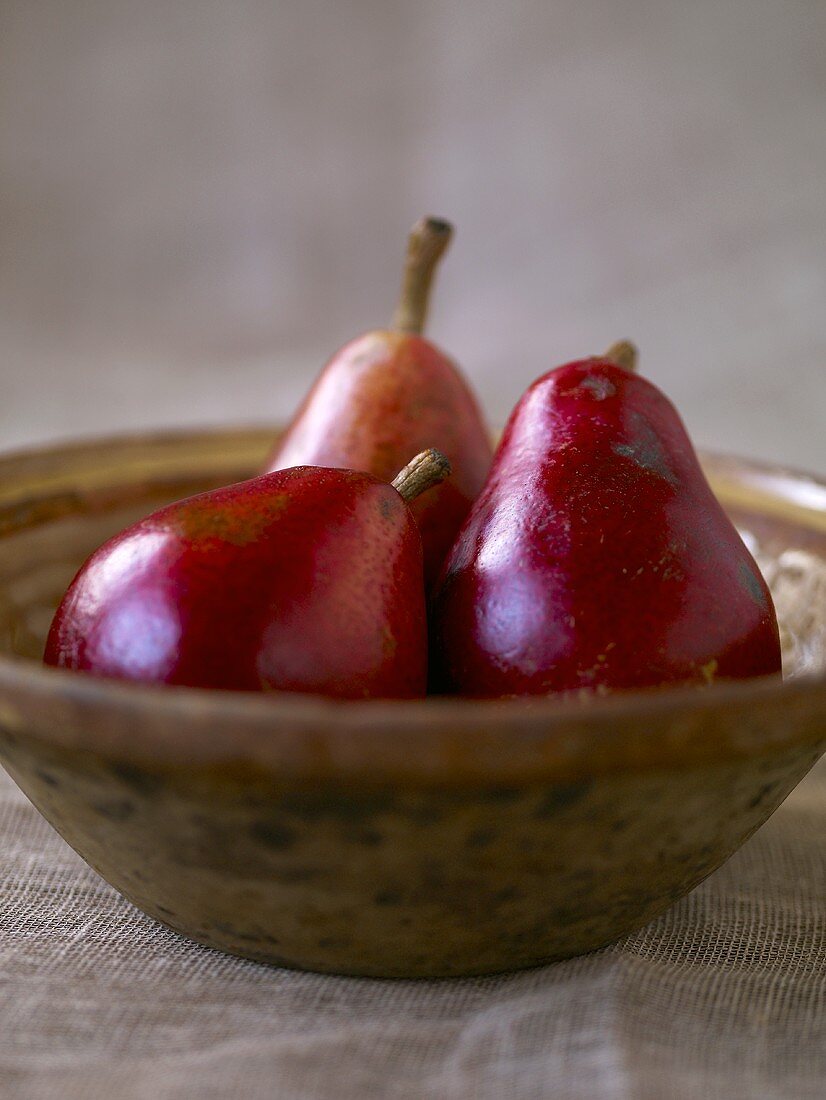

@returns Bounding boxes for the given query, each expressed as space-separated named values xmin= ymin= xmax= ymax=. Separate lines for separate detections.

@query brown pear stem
xmin=604 ymin=340 xmax=638 ymax=372
xmin=391 ymin=448 xmax=452 ymax=503
xmin=392 ymin=217 xmax=453 ymax=335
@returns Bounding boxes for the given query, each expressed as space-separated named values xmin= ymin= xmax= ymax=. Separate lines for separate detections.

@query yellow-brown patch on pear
xmin=701 ymin=659 xmax=719 ymax=684
xmin=381 ymin=624 xmax=398 ymax=659
xmin=175 ymin=492 xmax=290 ymax=547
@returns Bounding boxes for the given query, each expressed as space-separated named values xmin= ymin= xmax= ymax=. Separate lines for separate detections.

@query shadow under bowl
xmin=0 ymin=427 xmax=824 ymax=978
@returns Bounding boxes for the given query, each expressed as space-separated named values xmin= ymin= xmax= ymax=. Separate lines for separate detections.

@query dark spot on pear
xmin=614 ymin=412 xmax=678 ymax=485
xmin=738 ymin=561 xmax=768 ymax=607
xmin=35 ymin=768 xmax=60 ymax=788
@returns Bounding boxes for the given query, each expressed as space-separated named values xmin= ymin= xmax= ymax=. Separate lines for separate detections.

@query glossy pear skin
xmin=45 ymin=468 xmax=428 ymax=699
xmin=430 ymin=358 xmax=782 ymax=697
xmin=265 ymin=331 xmax=493 ymax=587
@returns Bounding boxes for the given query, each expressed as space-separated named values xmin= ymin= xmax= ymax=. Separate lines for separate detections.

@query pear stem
xmin=392 ymin=217 xmax=453 ymax=335
xmin=391 ymin=448 xmax=452 ymax=503
xmin=604 ymin=340 xmax=638 ymax=372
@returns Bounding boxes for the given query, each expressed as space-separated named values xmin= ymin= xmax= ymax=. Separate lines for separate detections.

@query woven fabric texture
xmin=1 ymin=760 xmax=824 ymax=1100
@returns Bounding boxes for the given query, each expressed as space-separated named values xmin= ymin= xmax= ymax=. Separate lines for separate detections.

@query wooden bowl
xmin=0 ymin=428 xmax=823 ymax=978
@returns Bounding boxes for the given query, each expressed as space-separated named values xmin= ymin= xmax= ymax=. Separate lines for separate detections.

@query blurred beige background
xmin=1 ymin=0 xmax=824 ymax=469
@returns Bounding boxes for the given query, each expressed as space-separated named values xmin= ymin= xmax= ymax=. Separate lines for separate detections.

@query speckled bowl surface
xmin=0 ymin=428 xmax=823 ymax=978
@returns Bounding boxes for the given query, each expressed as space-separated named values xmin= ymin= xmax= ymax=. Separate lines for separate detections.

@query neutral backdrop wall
xmin=1 ymin=0 xmax=824 ymax=469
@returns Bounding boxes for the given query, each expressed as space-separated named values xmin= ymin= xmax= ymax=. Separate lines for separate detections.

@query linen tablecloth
xmin=1 ymin=758 xmax=823 ymax=1100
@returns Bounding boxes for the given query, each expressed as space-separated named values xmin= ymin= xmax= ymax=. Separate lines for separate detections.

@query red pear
xmin=264 ymin=216 xmax=492 ymax=588
xmin=430 ymin=343 xmax=782 ymax=697
xmin=45 ymin=449 xmax=451 ymax=699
